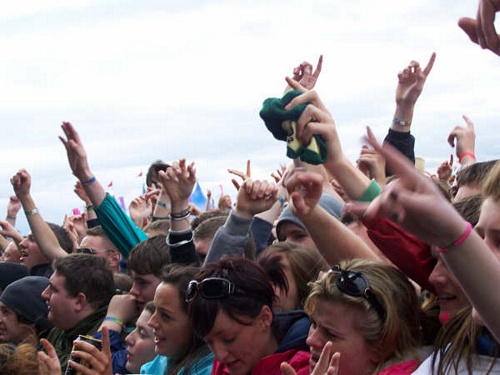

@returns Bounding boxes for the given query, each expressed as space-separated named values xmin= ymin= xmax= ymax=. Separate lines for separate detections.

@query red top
xmin=211 ymin=349 xmax=310 ymax=375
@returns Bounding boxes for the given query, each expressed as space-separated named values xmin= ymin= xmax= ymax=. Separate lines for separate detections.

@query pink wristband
xmin=458 ymin=152 xmax=476 ymax=163
xmin=437 ymin=222 xmax=473 ymax=253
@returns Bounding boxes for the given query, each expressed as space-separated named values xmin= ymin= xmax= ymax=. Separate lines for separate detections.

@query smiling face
xmin=306 ymin=298 xmax=377 ymax=375
xmin=41 ymin=272 xmax=80 ymax=330
xmin=148 ymin=283 xmax=191 ymax=359
xmin=428 ymin=248 xmax=469 ymax=323
xmin=203 ymin=307 xmax=275 ymax=375
xmin=124 ymin=308 xmax=156 ymax=373
xmin=0 ymin=301 xmax=33 ymax=344
xmin=18 ymin=234 xmax=50 ymax=271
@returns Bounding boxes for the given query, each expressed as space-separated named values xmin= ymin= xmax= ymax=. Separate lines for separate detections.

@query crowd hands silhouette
xmin=0 ymin=3 xmax=499 ymax=374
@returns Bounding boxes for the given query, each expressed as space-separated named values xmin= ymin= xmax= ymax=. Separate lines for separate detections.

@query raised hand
xmin=345 ymin=127 xmax=467 ymax=249
xmin=128 ymin=195 xmax=153 ymax=228
xmin=291 ymin=55 xmax=324 ymax=90
xmin=234 ymin=178 xmax=278 ymax=219
xmin=158 ymin=159 xmax=196 ymax=208
xmin=228 ymin=159 xmax=252 ymax=190
xmin=11 ymin=169 xmax=32 ymax=199
xmin=395 ymin=53 xmax=436 ymax=108
xmin=74 ymin=181 xmax=92 ymax=205
xmin=357 ymin=146 xmax=386 ymax=187
xmin=7 ymin=196 xmax=21 ymax=219
xmin=459 ymin=0 xmax=500 ymax=55
xmin=447 ymin=115 xmax=476 ymax=164
xmin=59 ymin=122 xmax=94 ymax=182
xmin=284 ymin=169 xmax=324 ymax=219
xmin=38 ymin=338 xmax=62 ymax=375
xmin=436 ymin=155 xmax=454 ymax=183
xmin=281 ymin=341 xmax=340 ymax=375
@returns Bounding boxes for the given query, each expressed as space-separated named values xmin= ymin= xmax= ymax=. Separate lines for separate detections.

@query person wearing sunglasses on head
xmin=188 ymin=257 xmax=310 ymax=375
xmin=282 ymin=258 xmax=423 ymax=375
xmin=141 ymin=264 xmax=214 ymax=375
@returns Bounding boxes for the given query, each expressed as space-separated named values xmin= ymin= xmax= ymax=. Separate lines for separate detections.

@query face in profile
xmin=0 ymin=302 xmax=33 ymax=344
xmin=148 ymin=283 xmax=191 ymax=359
xmin=306 ymin=298 xmax=377 ymax=375
xmin=125 ymin=308 xmax=156 ymax=373
xmin=203 ymin=307 xmax=274 ymax=375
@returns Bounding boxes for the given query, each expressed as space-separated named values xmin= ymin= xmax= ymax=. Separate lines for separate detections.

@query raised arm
xmin=159 ymin=158 xmax=198 ymax=265
xmin=349 ymin=128 xmax=500 ymax=343
xmin=5 ymin=196 xmax=21 ymax=228
xmin=447 ymin=115 xmax=477 ymax=168
xmin=11 ymin=169 xmax=68 ymax=260
xmin=284 ymin=169 xmax=378 ymax=265
xmin=59 ymin=122 xmax=147 ymax=256
xmin=284 ymin=81 xmax=374 ymax=201
xmin=204 ymin=176 xmax=278 ymax=265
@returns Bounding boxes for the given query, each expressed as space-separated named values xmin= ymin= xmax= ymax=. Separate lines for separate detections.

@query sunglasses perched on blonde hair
xmin=331 ymin=265 xmax=386 ymax=320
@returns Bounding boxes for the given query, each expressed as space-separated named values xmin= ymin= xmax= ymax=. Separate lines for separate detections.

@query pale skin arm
xmin=0 ymin=219 xmax=24 ymax=246
xmin=59 ymin=122 xmax=106 ymax=208
xmin=285 ymin=170 xmax=379 ymax=265
xmin=159 ymin=159 xmax=196 ymax=232
xmin=284 ymin=79 xmax=372 ymax=201
xmin=447 ymin=115 xmax=476 ymax=166
xmin=391 ymin=53 xmax=436 ymax=132
xmin=74 ymin=181 xmax=97 ymax=221
xmin=11 ymin=169 xmax=69 ymax=259
xmin=6 ymin=196 xmax=21 ymax=227
xmin=347 ymin=128 xmax=500 ymax=343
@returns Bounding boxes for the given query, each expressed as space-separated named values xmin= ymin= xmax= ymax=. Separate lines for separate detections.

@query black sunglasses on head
xmin=76 ymin=247 xmax=113 ymax=255
xmin=331 ymin=265 xmax=386 ymax=320
xmin=186 ymin=277 xmax=245 ymax=303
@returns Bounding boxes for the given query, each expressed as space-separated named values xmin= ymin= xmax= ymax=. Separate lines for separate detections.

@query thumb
xmin=458 ymin=17 xmax=479 ymax=44
xmin=280 ymin=362 xmax=297 ymax=375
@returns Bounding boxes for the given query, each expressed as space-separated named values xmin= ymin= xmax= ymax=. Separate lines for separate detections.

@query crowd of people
xmin=0 ymin=1 xmax=499 ymax=374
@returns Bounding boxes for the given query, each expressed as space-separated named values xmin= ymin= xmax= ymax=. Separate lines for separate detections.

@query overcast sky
xmin=0 ymin=0 xmax=498 ymax=235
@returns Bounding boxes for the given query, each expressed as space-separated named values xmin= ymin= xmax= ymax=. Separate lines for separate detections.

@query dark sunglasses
xmin=186 ymin=277 xmax=244 ymax=303
xmin=76 ymin=247 xmax=113 ymax=255
xmin=331 ymin=265 xmax=386 ymax=320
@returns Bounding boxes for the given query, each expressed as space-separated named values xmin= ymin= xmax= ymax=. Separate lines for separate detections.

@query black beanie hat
xmin=0 ymin=276 xmax=49 ymax=323
xmin=0 ymin=263 xmax=29 ymax=291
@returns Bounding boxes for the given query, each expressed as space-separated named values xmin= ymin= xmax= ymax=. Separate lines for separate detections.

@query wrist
xmin=437 ymin=222 xmax=473 ymax=253
xmin=6 ymin=215 xmax=16 ymax=220
xmin=233 ymin=206 xmax=253 ymax=219
xmin=170 ymin=200 xmax=189 ymax=213
xmin=458 ymin=151 xmax=476 ymax=164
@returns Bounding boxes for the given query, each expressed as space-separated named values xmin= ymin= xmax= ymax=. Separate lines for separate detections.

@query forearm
xmin=325 ymin=156 xmax=372 ymax=201
xmin=391 ymin=103 xmax=414 ymax=133
xmin=300 ymin=206 xmax=378 ymax=266
xmin=204 ymin=211 xmax=252 ymax=265
xmin=80 ymin=175 xmax=107 ymax=209
xmin=95 ymin=193 xmax=148 ymax=257
xmin=20 ymin=194 xmax=67 ymax=259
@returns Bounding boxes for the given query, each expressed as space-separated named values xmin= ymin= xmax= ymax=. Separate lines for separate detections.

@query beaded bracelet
xmin=437 ymin=222 xmax=473 ymax=253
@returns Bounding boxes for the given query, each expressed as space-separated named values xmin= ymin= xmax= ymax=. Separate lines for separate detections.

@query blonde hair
xmin=482 ymin=160 xmax=500 ymax=201
xmin=305 ymin=259 xmax=422 ymax=373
